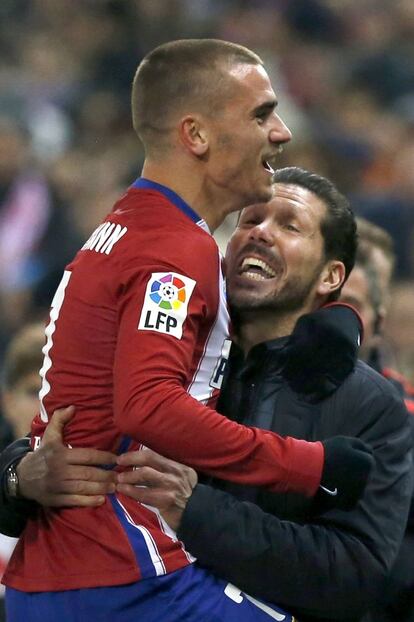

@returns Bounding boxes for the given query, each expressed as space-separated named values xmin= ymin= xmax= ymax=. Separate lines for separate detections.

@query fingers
xmin=57 ymin=447 xmax=117 ymax=467
xmin=48 ymin=476 xmax=116 ymax=496
xmin=116 ymin=483 xmax=174 ymax=507
xmin=115 ymin=464 xmax=192 ymax=532
xmin=41 ymin=406 xmax=118 ymax=468
xmin=117 ymin=448 xmax=179 ymax=473
xmin=44 ymin=494 xmax=107 ymax=508
xmin=43 ymin=406 xmax=75 ymax=444
xmin=62 ymin=464 xmax=117 ymax=483
xmin=116 ymin=465 xmax=195 ymax=510
xmin=117 ymin=449 xmax=197 ymax=487
xmin=117 ymin=465 xmax=174 ymax=488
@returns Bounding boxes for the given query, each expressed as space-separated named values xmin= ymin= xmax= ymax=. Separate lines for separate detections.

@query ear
xmin=178 ymin=115 xmax=209 ymax=156
xmin=316 ymin=260 xmax=346 ymax=297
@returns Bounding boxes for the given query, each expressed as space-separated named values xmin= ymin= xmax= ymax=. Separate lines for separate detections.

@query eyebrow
xmin=252 ymin=100 xmax=277 ymax=118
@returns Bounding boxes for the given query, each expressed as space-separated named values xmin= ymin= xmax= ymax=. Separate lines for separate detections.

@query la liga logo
xmin=139 ymin=271 xmax=196 ymax=339
xmin=150 ymin=273 xmax=187 ymax=311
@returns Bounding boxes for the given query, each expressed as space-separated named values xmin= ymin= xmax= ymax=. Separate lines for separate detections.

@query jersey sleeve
xmin=113 ymin=234 xmax=323 ymax=496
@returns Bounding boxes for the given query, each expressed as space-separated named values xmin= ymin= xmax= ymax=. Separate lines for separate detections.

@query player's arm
xmin=0 ymin=297 xmax=366 ymax=533
xmin=115 ymin=392 xmax=412 ymax=620
xmin=113 ymin=250 xmax=364 ymax=499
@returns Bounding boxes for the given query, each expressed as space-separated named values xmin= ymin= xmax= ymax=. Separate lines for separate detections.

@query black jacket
xmin=365 ymin=346 xmax=414 ymax=621
xmin=177 ymin=339 xmax=413 ymax=622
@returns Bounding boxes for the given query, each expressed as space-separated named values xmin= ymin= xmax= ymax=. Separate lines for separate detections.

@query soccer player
xmin=28 ymin=169 xmax=407 ymax=622
xmin=3 ymin=41 xmax=372 ymax=621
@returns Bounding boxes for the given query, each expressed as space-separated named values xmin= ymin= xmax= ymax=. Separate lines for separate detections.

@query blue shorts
xmin=6 ymin=563 xmax=295 ymax=622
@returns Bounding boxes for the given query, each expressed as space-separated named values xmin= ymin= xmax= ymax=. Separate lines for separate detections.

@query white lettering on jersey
xmin=209 ymin=338 xmax=231 ymax=389
xmin=187 ymin=256 xmax=230 ymax=403
xmin=224 ymin=584 xmax=288 ymax=620
xmin=82 ymin=222 xmax=127 ymax=255
xmin=39 ymin=270 xmax=72 ymax=422
xmin=138 ymin=272 xmax=196 ymax=340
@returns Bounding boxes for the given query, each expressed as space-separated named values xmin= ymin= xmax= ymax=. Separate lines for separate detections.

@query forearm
xmin=115 ymin=380 xmax=323 ymax=496
xmin=0 ymin=437 xmax=36 ymax=537
xmin=178 ymin=485 xmax=382 ymax=620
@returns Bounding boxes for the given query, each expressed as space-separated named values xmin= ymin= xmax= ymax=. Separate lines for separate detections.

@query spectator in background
xmin=354 ymin=216 xmax=395 ymax=306
xmin=1 ymin=323 xmax=45 ymax=443
xmin=0 ymin=117 xmax=82 ymax=359
xmin=0 ymin=119 xmax=51 ymax=342
xmin=341 ymin=218 xmax=414 ymax=408
xmin=340 ymin=220 xmax=414 ymax=622
xmin=0 ymin=322 xmax=45 ymax=622
xmin=1 ymin=0 xmax=414 ymax=377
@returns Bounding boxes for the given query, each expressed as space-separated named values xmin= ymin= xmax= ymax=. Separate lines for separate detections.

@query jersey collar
xmin=132 ymin=177 xmax=210 ymax=234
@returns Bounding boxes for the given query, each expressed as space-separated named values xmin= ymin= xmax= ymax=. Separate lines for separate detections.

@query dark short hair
xmin=131 ymin=39 xmax=262 ymax=152
xmin=273 ymin=167 xmax=357 ymax=301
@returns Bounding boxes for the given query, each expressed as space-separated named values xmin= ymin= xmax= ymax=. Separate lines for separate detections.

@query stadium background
xmin=0 ymin=0 xmax=413 ymax=380
xmin=0 ymin=0 xmax=414 ymax=617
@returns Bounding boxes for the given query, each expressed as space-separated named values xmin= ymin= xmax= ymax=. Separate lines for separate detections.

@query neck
xmin=141 ymin=158 xmax=241 ymax=232
xmin=236 ymin=297 xmax=322 ymax=354
xmin=236 ymin=309 xmax=298 ymax=354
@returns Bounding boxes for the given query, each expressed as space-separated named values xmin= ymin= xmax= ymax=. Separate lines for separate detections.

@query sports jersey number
xmin=39 ymin=270 xmax=72 ymax=422
xmin=224 ymin=583 xmax=291 ymax=620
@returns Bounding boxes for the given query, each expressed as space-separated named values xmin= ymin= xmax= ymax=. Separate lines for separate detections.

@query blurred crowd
xmin=0 ymin=2 xmax=413 ymax=619
xmin=0 ymin=0 xmax=413 ymax=385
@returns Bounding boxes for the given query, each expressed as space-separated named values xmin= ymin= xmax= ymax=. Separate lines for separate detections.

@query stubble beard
xmin=228 ymin=269 xmax=322 ymax=331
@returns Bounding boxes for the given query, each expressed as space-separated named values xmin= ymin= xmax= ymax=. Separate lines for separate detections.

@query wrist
xmin=6 ymin=463 xmax=21 ymax=498
xmin=0 ymin=436 xmax=32 ymax=504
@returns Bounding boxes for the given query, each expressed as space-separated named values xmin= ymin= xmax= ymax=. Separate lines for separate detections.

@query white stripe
xmin=224 ymin=584 xmax=287 ymax=620
xmin=115 ymin=497 xmax=166 ymax=576
xmin=39 ymin=270 xmax=72 ymax=422
xmin=143 ymin=502 xmax=196 ymax=564
xmin=197 ymin=219 xmax=210 ymax=233
xmin=138 ymin=448 xmax=195 ymax=564
xmin=244 ymin=594 xmax=287 ymax=620
xmin=188 ymin=252 xmax=229 ymax=401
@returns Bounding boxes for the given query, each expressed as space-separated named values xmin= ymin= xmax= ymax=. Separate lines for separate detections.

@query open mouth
xmin=262 ymin=159 xmax=275 ymax=174
xmin=240 ymin=256 xmax=277 ymax=281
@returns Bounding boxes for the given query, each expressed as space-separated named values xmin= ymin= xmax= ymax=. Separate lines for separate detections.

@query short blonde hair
xmin=131 ymin=39 xmax=262 ymax=152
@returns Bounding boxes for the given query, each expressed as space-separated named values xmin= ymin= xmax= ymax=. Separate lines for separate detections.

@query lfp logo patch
xmin=150 ymin=274 xmax=187 ymax=310
xmin=138 ymin=272 xmax=196 ymax=339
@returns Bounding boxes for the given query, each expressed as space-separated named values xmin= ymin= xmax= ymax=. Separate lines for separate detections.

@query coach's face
xmin=205 ymin=63 xmax=291 ymax=210
xmin=225 ymin=184 xmax=343 ymax=314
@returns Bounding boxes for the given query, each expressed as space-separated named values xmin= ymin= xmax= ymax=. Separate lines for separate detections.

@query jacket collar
xmin=229 ymin=336 xmax=290 ymax=380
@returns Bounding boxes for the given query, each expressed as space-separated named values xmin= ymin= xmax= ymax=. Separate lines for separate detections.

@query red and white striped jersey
xmin=4 ymin=179 xmax=323 ymax=592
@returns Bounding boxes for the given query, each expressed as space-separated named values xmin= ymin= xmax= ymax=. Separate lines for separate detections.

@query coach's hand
xmin=312 ymin=436 xmax=374 ymax=514
xmin=117 ymin=450 xmax=198 ymax=531
xmin=17 ymin=406 xmax=117 ymax=507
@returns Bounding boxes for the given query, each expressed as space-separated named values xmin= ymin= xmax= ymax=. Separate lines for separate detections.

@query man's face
xmin=225 ymin=184 xmax=330 ymax=315
xmin=205 ymin=64 xmax=292 ymax=209
xmin=340 ymin=266 xmax=378 ymax=354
